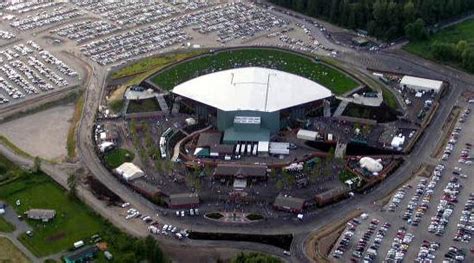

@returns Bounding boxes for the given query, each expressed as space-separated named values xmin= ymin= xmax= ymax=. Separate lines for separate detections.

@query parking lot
xmin=0 ymin=40 xmax=79 ymax=107
xmin=331 ymin=100 xmax=474 ymax=262
xmin=1 ymin=0 xmax=333 ymax=74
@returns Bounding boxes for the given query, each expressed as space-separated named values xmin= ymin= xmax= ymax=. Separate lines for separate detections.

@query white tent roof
xmin=400 ymin=76 xmax=443 ymax=91
xmin=257 ymin=141 xmax=269 ymax=153
xmin=297 ymin=129 xmax=318 ymax=141
xmin=115 ymin=162 xmax=144 ymax=181
xmin=391 ymin=135 xmax=405 ymax=148
xmin=269 ymin=142 xmax=290 ymax=155
xmin=172 ymin=67 xmax=332 ymax=112
xmin=359 ymin=157 xmax=383 ymax=173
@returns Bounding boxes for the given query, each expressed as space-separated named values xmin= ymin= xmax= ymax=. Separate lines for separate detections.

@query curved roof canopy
xmin=172 ymin=67 xmax=332 ymax=112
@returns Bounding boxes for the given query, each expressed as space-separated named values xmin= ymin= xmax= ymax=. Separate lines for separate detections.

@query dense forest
xmin=268 ymin=0 xmax=474 ymax=40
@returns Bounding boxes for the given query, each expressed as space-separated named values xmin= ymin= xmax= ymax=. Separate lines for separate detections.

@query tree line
xmin=431 ymin=40 xmax=474 ymax=72
xmin=268 ymin=0 xmax=474 ymax=40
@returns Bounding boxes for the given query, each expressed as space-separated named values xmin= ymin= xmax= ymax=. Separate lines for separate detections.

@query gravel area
xmin=0 ymin=104 xmax=74 ymax=160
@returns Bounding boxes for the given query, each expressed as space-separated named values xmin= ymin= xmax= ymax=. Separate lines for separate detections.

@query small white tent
xmin=115 ymin=162 xmax=144 ymax=181
xmin=359 ymin=157 xmax=383 ymax=173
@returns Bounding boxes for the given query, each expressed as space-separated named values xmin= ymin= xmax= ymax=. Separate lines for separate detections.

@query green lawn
xmin=109 ymin=99 xmax=124 ymax=114
xmin=0 ymin=216 xmax=15 ymax=233
xmin=112 ymin=50 xmax=206 ymax=79
xmin=0 ymin=154 xmax=23 ymax=185
xmin=0 ymin=173 xmax=103 ymax=257
xmin=0 ymin=155 xmax=166 ymax=261
xmin=104 ymin=148 xmax=135 ymax=169
xmin=404 ymin=18 xmax=474 ymax=70
xmin=126 ymin=98 xmax=161 ymax=114
xmin=151 ymin=48 xmax=358 ymax=95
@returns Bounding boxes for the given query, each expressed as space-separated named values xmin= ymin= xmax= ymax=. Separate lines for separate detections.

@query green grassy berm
xmin=151 ymin=48 xmax=358 ymax=95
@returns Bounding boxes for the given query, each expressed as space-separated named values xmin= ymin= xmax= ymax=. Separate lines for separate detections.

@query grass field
xmin=104 ymin=148 xmax=135 ymax=169
xmin=0 ymin=216 xmax=15 ymax=232
xmin=109 ymin=99 xmax=124 ymax=113
xmin=126 ymin=98 xmax=161 ymax=114
xmin=404 ymin=19 xmax=474 ymax=68
xmin=0 ymin=237 xmax=30 ymax=263
xmin=0 ymin=173 xmax=103 ymax=257
xmin=112 ymin=50 xmax=206 ymax=80
xmin=151 ymin=48 xmax=358 ymax=95
xmin=0 ymin=154 xmax=22 ymax=185
xmin=0 ymin=155 xmax=165 ymax=262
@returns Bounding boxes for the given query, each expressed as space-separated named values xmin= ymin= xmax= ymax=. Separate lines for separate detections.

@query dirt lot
xmin=0 ymin=237 xmax=30 ymax=263
xmin=0 ymin=105 xmax=74 ymax=161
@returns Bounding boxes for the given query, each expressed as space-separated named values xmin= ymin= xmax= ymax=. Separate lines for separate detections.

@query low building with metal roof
xmin=273 ymin=194 xmax=306 ymax=213
xmin=25 ymin=209 xmax=56 ymax=222
xmin=63 ymin=245 xmax=98 ymax=263
xmin=167 ymin=193 xmax=200 ymax=209
xmin=400 ymin=75 xmax=443 ymax=93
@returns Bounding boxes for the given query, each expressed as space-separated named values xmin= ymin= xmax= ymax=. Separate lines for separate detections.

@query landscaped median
xmin=305 ymin=209 xmax=363 ymax=263
xmin=204 ymin=212 xmax=265 ymax=223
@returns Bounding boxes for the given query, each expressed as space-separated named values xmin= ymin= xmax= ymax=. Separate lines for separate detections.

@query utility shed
xmin=257 ymin=141 xmax=269 ymax=155
xmin=297 ymin=129 xmax=318 ymax=141
xmin=25 ymin=209 xmax=56 ymax=222
xmin=273 ymin=194 xmax=305 ymax=213
xmin=168 ymin=193 xmax=199 ymax=209
xmin=400 ymin=76 xmax=443 ymax=93
xmin=115 ymin=162 xmax=144 ymax=181
xmin=315 ymin=187 xmax=349 ymax=207
xmin=269 ymin=142 xmax=290 ymax=155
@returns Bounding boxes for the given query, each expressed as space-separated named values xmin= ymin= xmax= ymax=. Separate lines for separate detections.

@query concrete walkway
xmin=333 ymin=100 xmax=349 ymax=117
xmin=336 ymin=94 xmax=383 ymax=107
xmin=155 ymin=94 xmax=169 ymax=114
